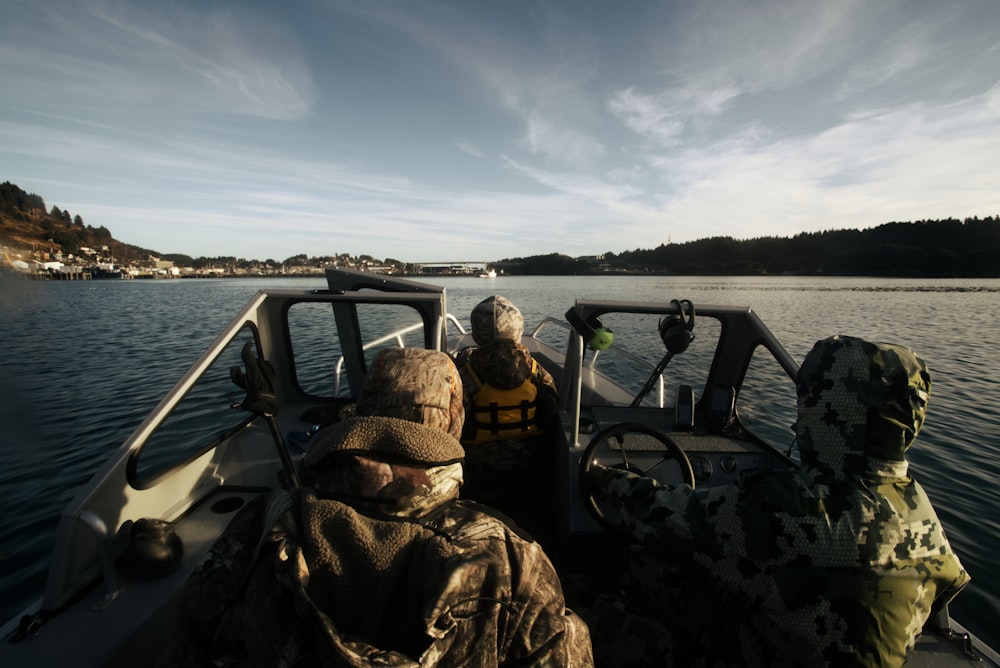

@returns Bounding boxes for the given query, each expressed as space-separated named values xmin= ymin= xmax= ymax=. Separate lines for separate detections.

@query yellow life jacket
xmin=467 ymin=360 xmax=541 ymax=444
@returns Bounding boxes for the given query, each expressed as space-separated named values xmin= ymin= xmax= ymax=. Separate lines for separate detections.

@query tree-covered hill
xmin=5 ymin=180 xmax=998 ymax=276
xmin=496 ymin=217 xmax=1000 ymax=277
xmin=1 ymin=181 xmax=157 ymax=263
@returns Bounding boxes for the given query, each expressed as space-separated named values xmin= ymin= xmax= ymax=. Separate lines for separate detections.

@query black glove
xmin=581 ymin=462 xmax=605 ymax=498
xmin=230 ymin=341 xmax=278 ymax=416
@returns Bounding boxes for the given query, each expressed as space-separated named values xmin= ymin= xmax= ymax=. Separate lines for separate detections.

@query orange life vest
xmin=466 ymin=360 xmax=541 ymax=444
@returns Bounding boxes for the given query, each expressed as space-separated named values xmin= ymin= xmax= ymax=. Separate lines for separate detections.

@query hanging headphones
xmin=659 ymin=299 xmax=695 ymax=354
xmin=565 ymin=307 xmax=615 ymax=351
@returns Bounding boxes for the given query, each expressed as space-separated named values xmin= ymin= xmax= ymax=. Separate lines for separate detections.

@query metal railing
xmin=332 ymin=314 xmax=466 ymax=396
xmin=332 ymin=313 xmax=664 ymax=406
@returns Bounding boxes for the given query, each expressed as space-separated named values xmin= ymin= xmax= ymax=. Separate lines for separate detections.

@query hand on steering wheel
xmin=579 ymin=422 xmax=695 ymax=536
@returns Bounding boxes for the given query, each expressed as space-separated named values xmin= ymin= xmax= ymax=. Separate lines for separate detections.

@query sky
xmin=2 ymin=0 xmax=999 ymax=263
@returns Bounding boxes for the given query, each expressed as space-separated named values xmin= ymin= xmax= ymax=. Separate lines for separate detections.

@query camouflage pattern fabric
xmin=459 ymin=297 xmax=558 ymax=437
xmin=453 ymin=340 xmax=559 ymax=444
xmin=160 ymin=487 xmax=594 ymax=667
xmin=470 ymin=295 xmax=525 ymax=345
xmin=159 ymin=348 xmax=592 ymax=667
xmin=453 ymin=330 xmax=559 ymax=540
xmin=794 ymin=335 xmax=930 ymax=476
xmin=587 ymin=335 xmax=970 ymax=667
xmin=356 ymin=347 xmax=465 ymax=441
xmin=304 ymin=417 xmax=465 ymax=518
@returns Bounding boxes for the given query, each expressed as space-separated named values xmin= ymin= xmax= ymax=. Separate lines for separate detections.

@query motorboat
xmin=1 ymin=268 xmax=994 ymax=666
xmin=85 ymin=264 xmax=127 ymax=279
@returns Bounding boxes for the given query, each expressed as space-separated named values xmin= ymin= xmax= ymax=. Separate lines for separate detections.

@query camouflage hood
xmin=471 ymin=295 xmax=524 ymax=345
xmin=305 ymin=416 xmax=464 ymax=517
xmin=794 ymin=335 xmax=931 ymax=480
xmin=469 ymin=339 xmax=535 ymax=389
xmin=355 ymin=347 xmax=465 ymax=440
xmin=303 ymin=347 xmax=467 ymax=517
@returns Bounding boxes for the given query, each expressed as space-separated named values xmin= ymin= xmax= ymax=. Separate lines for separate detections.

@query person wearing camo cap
xmin=453 ymin=296 xmax=560 ymax=538
xmin=583 ymin=335 xmax=970 ymax=667
xmin=161 ymin=347 xmax=592 ymax=667
xmin=456 ymin=295 xmax=559 ymax=443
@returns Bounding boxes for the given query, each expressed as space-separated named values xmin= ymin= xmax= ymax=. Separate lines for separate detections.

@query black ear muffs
xmin=659 ymin=299 xmax=695 ymax=354
xmin=565 ymin=308 xmax=614 ymax=351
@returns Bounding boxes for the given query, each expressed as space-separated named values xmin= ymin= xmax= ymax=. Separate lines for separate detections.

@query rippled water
xmin=2 ymin=275 xmax=998 ymax=649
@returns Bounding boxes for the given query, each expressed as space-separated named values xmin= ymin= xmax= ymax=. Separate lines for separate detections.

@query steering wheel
xmin=579 ymin=422 xmax=695 ymax=536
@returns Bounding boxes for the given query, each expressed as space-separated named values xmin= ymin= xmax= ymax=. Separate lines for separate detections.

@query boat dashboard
xmin=581 ymin=404 xmax=788 ymax=485
xmin=560 ymin=403 xmax=793 ymax=538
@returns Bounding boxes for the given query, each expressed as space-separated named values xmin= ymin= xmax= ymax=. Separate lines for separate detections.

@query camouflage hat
xmin=305 ymin=415 xmax=465 ymax=468
xmin=355 ymin=347 xmax=465 ymax=440
xmin=471 ymin=295 xmax=524 ymax=346
xmin=795 ymin=335 xmax=931 ymax=474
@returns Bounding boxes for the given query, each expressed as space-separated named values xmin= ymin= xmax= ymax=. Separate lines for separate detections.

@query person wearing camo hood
xmin=455 ymin=295 xmax=559 ymax=444
xmin=585 ymin=335 xmax=970 ymax=667
xmin=161 ymin=347 xmax=592 ymax=667
xmin=453 ymin=296 xmax=560 ymax=538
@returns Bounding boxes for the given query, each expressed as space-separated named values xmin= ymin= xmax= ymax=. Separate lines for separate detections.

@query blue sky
xmin=2 ymin=0 xmax=999 ymax=263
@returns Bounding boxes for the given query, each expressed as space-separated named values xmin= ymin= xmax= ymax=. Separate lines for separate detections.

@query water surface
xmin=2 ymin=275 xmax=997 ymax=648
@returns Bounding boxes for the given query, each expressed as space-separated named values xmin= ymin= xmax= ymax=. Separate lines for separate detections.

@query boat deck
xmin=2 ymin=487 xmax=261 ymax=668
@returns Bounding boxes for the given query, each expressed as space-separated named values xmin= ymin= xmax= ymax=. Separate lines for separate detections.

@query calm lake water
xmin=1 ymin=274 xmax=998 ymax=649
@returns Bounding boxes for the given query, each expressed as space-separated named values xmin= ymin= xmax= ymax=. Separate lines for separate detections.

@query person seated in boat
xmin=160 ymin=347 xmax=592 ymax=667
xmin=452 ymin=295 xmax=559 ymax=532
xmin=583 ymin=335 xmax=970 ymax=667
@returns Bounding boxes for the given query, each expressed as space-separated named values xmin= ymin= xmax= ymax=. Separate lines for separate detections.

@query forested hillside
xmin=497 ymin=217 xmax=1000 ymax=277
xmin=5 ymin=180 xmax=998 ymax=276
xmin=1 ymin=181 xmax=155 ymax=263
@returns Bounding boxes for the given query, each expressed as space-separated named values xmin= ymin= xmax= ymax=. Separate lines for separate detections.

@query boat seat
xmin=705 ymin=385 xmax=736 ymax=431
xmin=462 ymin=431 xmax=558 ymax=546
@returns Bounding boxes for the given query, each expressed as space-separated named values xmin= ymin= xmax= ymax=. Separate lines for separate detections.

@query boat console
xmin=549 ymin=298 xmax=800 ymax=543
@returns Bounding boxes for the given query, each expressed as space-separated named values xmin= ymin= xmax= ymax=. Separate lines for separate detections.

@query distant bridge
xmin=413 ymin=261 xmax=491 ymax=274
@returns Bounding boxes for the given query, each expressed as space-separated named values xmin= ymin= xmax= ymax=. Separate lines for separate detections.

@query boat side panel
xmin=38 ymin=288 xmax=450 ymax=616
xmin=3 ymin=489 xmax=261 ymax=668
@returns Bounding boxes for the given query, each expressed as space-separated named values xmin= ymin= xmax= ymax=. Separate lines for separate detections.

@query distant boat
xmin=479 ymin=268 xmax=497 ymax=278
xmin=86 ymin=264 xmax=126 ymax=279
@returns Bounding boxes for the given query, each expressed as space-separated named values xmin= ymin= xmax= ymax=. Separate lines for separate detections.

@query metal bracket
xmin=78 ymin=511 xmax=123 ymax=610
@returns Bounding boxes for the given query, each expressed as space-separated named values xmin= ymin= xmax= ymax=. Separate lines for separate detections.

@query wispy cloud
xmin=521 ymin=111 xmax=605 ymax=167
xmin=3 ymin=0 xmax=999 ymax=261
xmin=608 ymin=85 xmax=741 ymax=147
xmin=643 ymin=86 xmax=1000 ymax=241
xmin=1 ymin=0 xmax=316 ymax=121
xmin=454 ymin=140 xmax=484 ymax=158
xmin=339 ymin=1 xmax=609 ymax=170
xmin=501 ymin=157 xmax=642 ymax=203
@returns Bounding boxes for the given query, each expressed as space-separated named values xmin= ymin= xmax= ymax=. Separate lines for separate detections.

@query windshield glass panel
xmin=738 ymin=344 xmax=798 ymax=458
xmin=132 ymin=325 xmax=258 ymax=486
xmin=288 ymin=301 xmax=428 ymax=399
xmin=584 ymin=311 xmax=721 ymax=408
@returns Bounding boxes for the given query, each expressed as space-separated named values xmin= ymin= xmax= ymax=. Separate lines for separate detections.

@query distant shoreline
xmin=8 ymin=269 xmax=999 ymax=282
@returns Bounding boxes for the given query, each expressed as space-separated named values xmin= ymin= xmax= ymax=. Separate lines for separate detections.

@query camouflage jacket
xmin=593 ymin=463 xmax=968 ymax=666
xmin=591 ymin=336 xmax=970 ymax=667
xmin=452 ymin=342 xmax=560 ymax=530
xmin=161 ymin=417 xmax=592 ymax=667
xmin=453 ymin=340 xmax=559 ymax=442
